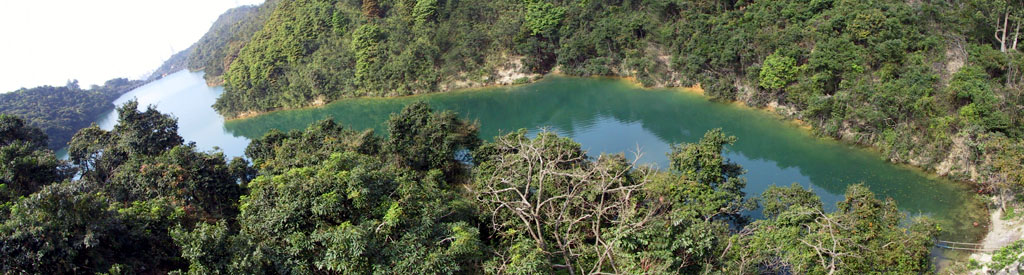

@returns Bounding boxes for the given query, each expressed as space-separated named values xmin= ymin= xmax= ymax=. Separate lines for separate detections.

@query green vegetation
xmin=0 ymin=102 xmax=943 ymax=273
xmin=148 ymin=3 xmax=276 ymax=85
xmin=0 ymin=78 xmax=145 ymax=149
xmin=989 ymin=239 xmax=1024 ymax=271
xmin=195 ymin=0 xmax=1024 ymax=218
xmin=185 ymin=3 xmax=277 ymax=85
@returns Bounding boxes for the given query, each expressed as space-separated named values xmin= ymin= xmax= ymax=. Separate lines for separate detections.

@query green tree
xmin=412 ymin=0 xmax=438 ymax=25
xmin=176 ymin=110 xmax=484 ymax=273
xmin=0 ymin=115 xmax=64 ymax=212
xmin=0 ymin=182 xmax=185 ymax=273
xmin=759 ymin=51 xmax=798 ymax=90
xmin=523 ymin=0 xmax=565 ymax=36
xmin=760 ymin=183 xmax=823 ymax=218
xmin=352 ymin=24 xmax=387 ymax=93
xmin=729 ymin=184 xmax=938 ymax=273
xmin=384 ymin=102 xmax=480 ymax=179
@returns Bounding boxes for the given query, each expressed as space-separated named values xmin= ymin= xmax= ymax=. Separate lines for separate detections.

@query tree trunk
xmin=1013 ymin=18 xmax=1021 ymax=51
xmin=1000 ymin=11 xmax=1010 ymax=52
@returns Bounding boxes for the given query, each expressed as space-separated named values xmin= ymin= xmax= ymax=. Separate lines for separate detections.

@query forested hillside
xmin=147 ymin=3 xmax=276 ymax=85
xmin=0 ymin=102 xmax=942 ymax=273
xmin=199 ymin=0 xmax=1024 ymax=208
xmin=185 ymin=3 xmax=277 ymax=85
xmin=0 ymin=78 xmax=145 ymax=149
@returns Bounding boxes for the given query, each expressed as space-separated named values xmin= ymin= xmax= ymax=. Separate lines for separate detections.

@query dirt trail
xmin=970 ymin=208 xmax=1024 ymax=274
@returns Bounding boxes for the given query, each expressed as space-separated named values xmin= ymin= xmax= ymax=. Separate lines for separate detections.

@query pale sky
xmin=0 ymin=0 xmax=265 ymax=92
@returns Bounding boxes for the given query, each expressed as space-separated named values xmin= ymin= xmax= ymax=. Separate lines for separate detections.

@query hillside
xmin=147 ymin=3 xmax=276 ymax=85
xmin=147 ymin=46 xmax=193 ymax=81
xmin=204 ymin=0 xmax=1024 ymax=201
xmin=185 ymin=3 xmax=276 ymax=85
xmin=0 ymin=78 xmax=146 ymax=149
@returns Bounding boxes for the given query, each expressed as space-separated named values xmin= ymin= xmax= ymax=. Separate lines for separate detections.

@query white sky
xmin=0 ymin=0 xmax=265 ymax=92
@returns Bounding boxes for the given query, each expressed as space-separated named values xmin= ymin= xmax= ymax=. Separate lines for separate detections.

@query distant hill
xmin=0 ymin=78 xmax=146 ymax=149
xmin=147 ymin=46 xmax=194 ymax=81
xmin=147 ymin=3 xmax=274 ymax=85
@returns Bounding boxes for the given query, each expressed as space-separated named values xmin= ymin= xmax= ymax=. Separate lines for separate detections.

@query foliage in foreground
xmin=0 ymin=101 xmax=943 ymax=273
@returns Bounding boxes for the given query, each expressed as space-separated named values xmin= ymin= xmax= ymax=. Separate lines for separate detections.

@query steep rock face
xmin=935 ymin=131 xmax=981 ymax=180
xmin=439 ymin=55 xmax=541 ymax=92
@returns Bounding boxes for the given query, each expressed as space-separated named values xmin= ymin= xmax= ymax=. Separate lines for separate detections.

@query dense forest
xmin=4 ymin=0 xmax=1024 ymax=272
xmin=192 ymin=0 xmax=1024 ymax=212
xmin=0 ymin=78 xmax=146 ymax=149
xmin=0 ymin=102 xmax=944 ymax=273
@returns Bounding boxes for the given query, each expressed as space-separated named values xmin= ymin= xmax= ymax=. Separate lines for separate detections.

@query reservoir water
xmin=89 ymin=70 xmax=987 ymax=243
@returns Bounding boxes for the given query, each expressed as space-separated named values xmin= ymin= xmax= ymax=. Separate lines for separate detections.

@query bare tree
xmin=472 ymin=133 xmax=663 ymax=274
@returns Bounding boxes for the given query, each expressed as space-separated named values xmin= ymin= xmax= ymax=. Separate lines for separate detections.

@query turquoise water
xmin=82 ymin=70 xmax=987 ymax=242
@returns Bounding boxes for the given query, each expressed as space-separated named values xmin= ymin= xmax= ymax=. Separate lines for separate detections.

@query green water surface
xmin=94 ymin=70 xmax=988 ymax=243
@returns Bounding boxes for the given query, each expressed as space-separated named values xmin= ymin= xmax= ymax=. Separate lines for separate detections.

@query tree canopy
xmin=0 ymin=78 xmax=145 ymax=149
xmin=0 ymin=102 xmax=944 ymax=273
xmin=191 ymin=0 xmax=1024 ymax=206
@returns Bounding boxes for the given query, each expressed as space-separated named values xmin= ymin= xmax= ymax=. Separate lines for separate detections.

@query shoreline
xmin=969 ymin=207 xmax=1024 ymax=273
xmin=218 ymin=72 xmax=996 ymax=242
xmin=223 ymin=76 xmax=542 ymax=122
xmin=222 ymin=74 xmax=990 ymax=193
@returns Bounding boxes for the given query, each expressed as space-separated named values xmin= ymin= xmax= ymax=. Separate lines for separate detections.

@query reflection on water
xmin=65 ymin=71 xmax=250 ymax=158
xmin=74 ymin=70 xmax=986 ymax=242
xmin=227 ymin=76 xmax=987 ymax=241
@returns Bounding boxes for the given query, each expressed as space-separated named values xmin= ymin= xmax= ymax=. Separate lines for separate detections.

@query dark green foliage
xmin=198 ymin=1 xmax=1024 ymax=195
xmin=0 ymin=182 xmax=185 ymax=273
xmin=0 ymin=115 xmax=47 ymax=149
xmin=0 ymin=102 xmax=253 ymax=273
xmin=1 ymin=101 xmax=948 ymax=273
xmin=226 ymin=154 xmax=482 ymax=273
xmin=69 ymin=101 xmax=183 ymax=183
xmin=112 ymin=101 xmax=184 ymax=156
xmin=729 ymin=184 xmax=939 ymax=273
xmin=0 ymin=115 xmax=65 ymax=214
xmin=0 ymin=78 xmax=145 ymax=149
xmin=670 ymin=128 xmax=743 ymax=186
xmin=70 ymin=101 xmax=240 ymax=221
xmin=108 ymin=145 xmax=243 ymax=220
xmin=384 ymin=102 xmax=480 ymax=178
xmin=212 ymin=0 xmax=515 ymax=116
xmin=172 ymin=103 xmax=486 ymax=273
xmin=761 ymin=183 xmax=823 ymax=218
xmin=243 ymin=119 xmax=380 ymax=172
